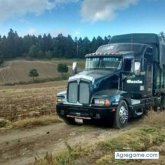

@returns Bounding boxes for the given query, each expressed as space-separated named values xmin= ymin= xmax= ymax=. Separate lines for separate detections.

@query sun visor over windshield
xmin=95 ymin=43 xmax=144 ymax=55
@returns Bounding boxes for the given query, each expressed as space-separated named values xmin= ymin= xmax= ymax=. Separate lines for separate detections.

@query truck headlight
xmin=57 ymin=96 xmax=65 ymax=103
xmin=94 ymin=98 xmax=111 ymax=106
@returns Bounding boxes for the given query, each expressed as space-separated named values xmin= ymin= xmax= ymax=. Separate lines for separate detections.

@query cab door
xmin=122 ymin=58 xmax=145 ymax=98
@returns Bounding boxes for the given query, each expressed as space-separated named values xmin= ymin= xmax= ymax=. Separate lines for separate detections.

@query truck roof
xmin=111 ymin=33 xmax=160 ymax=44
xmin=85 ymin=43 xmax=148 ymax=58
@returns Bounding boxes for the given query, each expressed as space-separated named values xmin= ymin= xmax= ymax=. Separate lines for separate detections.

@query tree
xmin=79 ymin=37 xmax=91 ymax=58
xmin=54 ymin=33 xmax=65 ymax=57
xmin=45 ymin=51 xmax=53 ymax=59
xmin=65 ymin=35 xmax=75 ymax=58
xmin=5 ymin=29 xmax=23 ymax=58
xmin=0 ymin=29 xmax=112 ymax=59
xmin=91 ymin=37 xmax=98 ymax=52
xmin=104 ymin=35 xmax=111 ymax=44
xmin=28 ymin=44 xmax=40 ymax=58
xmin=43 ymin=33 xmax=53 ymax=52
xmin=57 ymin=63 xmax=68 ymax=77
xmin=29 ymin=69 xmax=39 ymax=81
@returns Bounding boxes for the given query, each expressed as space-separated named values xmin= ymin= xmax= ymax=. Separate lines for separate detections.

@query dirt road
xmin=0 ymin=121 xmax=139 ymax=165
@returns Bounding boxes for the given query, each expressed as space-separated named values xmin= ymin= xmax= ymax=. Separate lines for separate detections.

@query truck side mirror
xmin=72 ymin=62 xmax=77 ymax=74
xmin=144 ymin=47 xmax=153 ymax=63
xmin=134 ymin=61 xmax=141 ymax=75
xmin=123 ymin=58 xmax=133 ymax=73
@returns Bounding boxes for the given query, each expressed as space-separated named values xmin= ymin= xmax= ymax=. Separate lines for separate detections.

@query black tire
xmin=63 ymin=117 xmax=76 ymax=125
xmin=113 ymin=100 xmax=129 ymax=129
xmin=160 ymin=94 xmax=165 ymax=110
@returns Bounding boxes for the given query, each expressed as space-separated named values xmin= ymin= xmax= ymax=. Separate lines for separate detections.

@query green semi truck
xmin=56 ymin=33 xmax=165 ymax=128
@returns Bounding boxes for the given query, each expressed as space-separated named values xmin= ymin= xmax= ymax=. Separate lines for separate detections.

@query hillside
xmin=0 ymin=59 xmax=84 ymax=85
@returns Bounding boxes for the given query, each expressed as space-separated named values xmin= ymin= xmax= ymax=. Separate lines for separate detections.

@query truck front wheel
xmin=114 ymin=100 xmax=129 ymax=129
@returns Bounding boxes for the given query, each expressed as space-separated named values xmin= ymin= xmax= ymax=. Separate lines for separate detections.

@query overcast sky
xmin=0 ymin=0 xmax=164 ymax=39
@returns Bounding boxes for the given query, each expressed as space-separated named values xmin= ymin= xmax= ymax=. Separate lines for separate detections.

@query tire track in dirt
xmin=0 ymin=120 xmax=140 ymax=165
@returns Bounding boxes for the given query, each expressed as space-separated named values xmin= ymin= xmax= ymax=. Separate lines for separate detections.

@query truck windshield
xmin=85 ymin=57 xmax=122 ymax=70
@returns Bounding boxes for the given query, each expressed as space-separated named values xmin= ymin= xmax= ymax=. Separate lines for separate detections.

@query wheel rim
xmin=119 ymin=105 xmax=128 ymax=124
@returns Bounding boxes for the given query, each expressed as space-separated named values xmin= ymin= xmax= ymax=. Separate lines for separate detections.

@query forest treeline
xmin=0 ymin=29 xmax=111 ymax=59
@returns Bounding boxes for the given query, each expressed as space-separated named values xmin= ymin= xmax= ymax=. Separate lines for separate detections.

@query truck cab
xmin=56 ymin=33 xmax=165 ymax=128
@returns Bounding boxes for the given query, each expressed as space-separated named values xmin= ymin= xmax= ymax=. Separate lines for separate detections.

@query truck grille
xmin=68 ymin=81 xmax=90 ymax=104
xmin=79 ymin=81 xmax=90 ymax=104
xmin=68 ymin=81 xmax=78 ymax=103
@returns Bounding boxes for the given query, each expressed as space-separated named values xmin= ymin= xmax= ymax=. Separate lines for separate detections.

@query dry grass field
xmin=0 ymin=80 xmax=67 ymax=127
xmin=0 ymin=59 xmax=85 ymax=84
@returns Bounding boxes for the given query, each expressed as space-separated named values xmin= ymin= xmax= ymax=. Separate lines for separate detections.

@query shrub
xmin=57 ymin=63 xmax=68 ymax=77
xmin=57 ymin=63 xmax=68 ymax=73
xmin=29 ymin=68 xmax=39 ymax=81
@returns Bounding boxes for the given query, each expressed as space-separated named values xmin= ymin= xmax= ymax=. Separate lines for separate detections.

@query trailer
xmin=56 ymin=33 xmax=165 ymax=128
